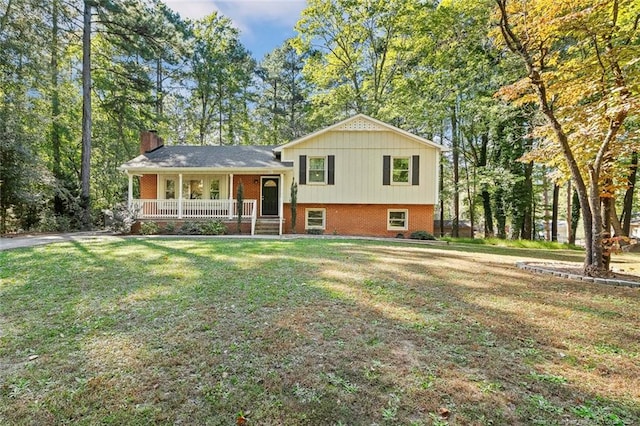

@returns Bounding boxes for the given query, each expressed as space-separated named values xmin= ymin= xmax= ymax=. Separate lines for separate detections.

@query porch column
xmin=228 ymin=173 xmax=234 ymax=219
xmin=279 ymin=173 xmax=284 ymax=235
xmin=178 ymin=173 xmax=183 ymax=219
xmin=127 ymin=173 xmax=133 ymax=209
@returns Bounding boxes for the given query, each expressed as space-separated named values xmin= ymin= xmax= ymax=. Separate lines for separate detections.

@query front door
xmin=261 ymin=177 xmax=279 ymax=216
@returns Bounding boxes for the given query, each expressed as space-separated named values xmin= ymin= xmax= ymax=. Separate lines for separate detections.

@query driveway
xmin=0 ymin=232 xmax=117 ymax=251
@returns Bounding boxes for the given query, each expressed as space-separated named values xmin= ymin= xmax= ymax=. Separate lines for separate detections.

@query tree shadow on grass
xmin=1 ymin=238 xmax=639 ymax=424
xmin=325 ymin=241 xmax=640 ymax=421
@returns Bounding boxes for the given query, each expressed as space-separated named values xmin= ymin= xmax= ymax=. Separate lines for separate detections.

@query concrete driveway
xmin=0 ymin=232 xmax=117 ymax=251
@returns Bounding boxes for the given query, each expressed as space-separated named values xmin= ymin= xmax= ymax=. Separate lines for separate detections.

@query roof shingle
xmin=121 ymin=145 xmax=290 ymax=170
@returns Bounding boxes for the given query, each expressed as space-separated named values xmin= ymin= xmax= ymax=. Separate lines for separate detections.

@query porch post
xmin=178 ymin=173 xmax=183 ymax=219
xmin=127 ymin=173 xmax=133 ymax=209
xmin=279 ymin=173 xmax=284 ymax=235
xmin=228 ymin=173 xmax=234 ymax=219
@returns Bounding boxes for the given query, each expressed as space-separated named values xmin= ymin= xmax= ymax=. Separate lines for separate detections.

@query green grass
xmin=441 ymin=236 xmax=582 ymax=250
xmin=1 ymin=237 xmax=639 ymax=425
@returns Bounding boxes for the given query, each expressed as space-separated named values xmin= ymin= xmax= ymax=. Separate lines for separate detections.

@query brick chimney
xmin=140 ymin=130 xmax=164 ymax=154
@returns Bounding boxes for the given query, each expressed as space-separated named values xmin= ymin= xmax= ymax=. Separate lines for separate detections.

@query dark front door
xmin=261 ymin=177 xmax=279 ymax=216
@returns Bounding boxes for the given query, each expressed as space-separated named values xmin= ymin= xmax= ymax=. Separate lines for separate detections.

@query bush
xmin=306 ymin=228 xmax=323 ymax=235
xmin=410 ymin=230 xmax=436 ymax=240
xmin=201 ymin=220 xmax=227 ymax=235
xmin=104 ymin=203 xmax=137 ymax=234
xmin=139 ymin=222 xmax=160 ymax=235
xmin=163 ymin=221 xmax=176 ymax=234
xmin=37 ymin=214 xmax=74 ymax=233
xmin=179 ymin=221 xmax=202 ymax=235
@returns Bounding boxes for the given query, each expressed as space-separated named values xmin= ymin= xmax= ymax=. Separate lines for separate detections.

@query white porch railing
xmin=131 ymin=199 xmax=258 ymax=235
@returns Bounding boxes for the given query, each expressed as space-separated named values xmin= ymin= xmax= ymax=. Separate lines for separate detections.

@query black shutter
xmin=328 ymin=155 xmax=335 ymax=185
xmin=412 ymin=155 xmax=420 ymax=185
xmin=299 ymin=155 xmax=307 ymax=185
xmin=383 ymin=155 xmax=391 ymax=185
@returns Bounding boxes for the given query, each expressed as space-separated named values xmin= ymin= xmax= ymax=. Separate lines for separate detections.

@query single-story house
xmin=119 ymin=114 xmax=447 ymax=236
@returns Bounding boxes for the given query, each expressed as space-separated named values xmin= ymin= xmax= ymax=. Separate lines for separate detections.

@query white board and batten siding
xmin=279 ymin=129 xmax=441 ymax=205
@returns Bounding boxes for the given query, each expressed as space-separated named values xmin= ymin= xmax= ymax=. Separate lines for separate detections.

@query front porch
xmin=130 ymin=198 xmax=273 ymax=235
xmin=125 ymin=171 xmax=287 ymax=236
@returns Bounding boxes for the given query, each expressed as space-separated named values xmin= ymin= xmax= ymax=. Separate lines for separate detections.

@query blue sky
xmin=164 ymin=0 xmax=307 ymax=60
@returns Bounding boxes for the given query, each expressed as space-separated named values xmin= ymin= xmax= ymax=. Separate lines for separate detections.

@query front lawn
xmin=1 ymin=238 xmax=639 ymax=425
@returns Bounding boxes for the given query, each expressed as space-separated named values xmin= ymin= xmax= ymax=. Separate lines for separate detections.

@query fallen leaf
xmin=438 ymin=407 xmax=450 ymax=418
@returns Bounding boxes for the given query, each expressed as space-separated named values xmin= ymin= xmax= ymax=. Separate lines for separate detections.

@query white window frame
xmin=387 ymin=209 xmax=408 ymax=231
xmin=182 ymin=179 xmax=204 ymax=199
xmin=392 ymin=156 xmax=411 ymax=185
xmin=165 ymin=178 xmax=176 ymax=199
xmin=305 ymin=208 xmax=326 ymax=230
xmin=308 ymin=156 xmax=327 ymax=184
xmin=209 ymin=178 xmax=221 ymax=199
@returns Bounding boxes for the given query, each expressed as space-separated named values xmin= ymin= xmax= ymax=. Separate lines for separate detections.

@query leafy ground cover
xmin=1 ymin=238 xmax=639 ymax=425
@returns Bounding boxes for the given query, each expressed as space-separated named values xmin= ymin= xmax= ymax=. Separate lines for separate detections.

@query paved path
xmin=0 ymin=232 xmax=117 ymax=251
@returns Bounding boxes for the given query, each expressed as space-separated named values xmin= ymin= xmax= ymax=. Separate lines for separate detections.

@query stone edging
xmin=516 ymin=262 xmax=640 ymax=288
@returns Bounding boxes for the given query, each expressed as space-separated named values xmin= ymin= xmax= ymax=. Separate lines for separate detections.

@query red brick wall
xmin=232 ymin=175 xmax=262 ymax=200
xmin=140 ymin=131 xmax=164 ymax=154
xmin=140 ymin=175 xmax=157 ymax=199
xmin=282 ymin=203 xmax=434 ymax=237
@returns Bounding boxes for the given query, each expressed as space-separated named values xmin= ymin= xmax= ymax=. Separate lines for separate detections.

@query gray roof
xmin=121 ymin=145 xmax=291 ymax=171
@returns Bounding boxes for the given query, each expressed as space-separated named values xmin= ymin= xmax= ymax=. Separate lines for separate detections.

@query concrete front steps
xmin=254 ymin=218 xmax=281 ymax=235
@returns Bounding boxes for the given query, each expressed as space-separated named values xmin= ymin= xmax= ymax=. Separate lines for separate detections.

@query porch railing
xmin=131 ymin=199 xmax=258 ymax=235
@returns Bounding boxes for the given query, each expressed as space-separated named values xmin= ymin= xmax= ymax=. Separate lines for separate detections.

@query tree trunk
xmin=272 ymin=79 xmax=278 ymax=143
xmin=218 ymin=80 xmax=223 ymax=145
xmin=479 ymin=133 xmax=493 ymax=237
xmin=482 ymin=190 xmax=492 ymax=237
xmin=463 ymin=142 xmax=475 ymax=240
xmin=51 ymin=0 xmax=64 ymax=215
xmin=439 ymin=157 xmax=444 ymax=237
xmin=569 ymin=190 xmax=580 ymax=245
xmin=494 ymin=188 xmax=506 ymax=239
xmin=156 ymin=58 xmax=163 ymax=116
xmin=601 ymin=194 xmax=612 ymax=271
xmin=451 ymin=109 xmax=459 ymax=238
xmin=80 ymin=0 xmax=92 ymax=229
xmin=551 ymin=183 xmax=559 ymax=242
xmin=522 ymin=160 xmax=534 ymax=240
xmin=610 ymin=203 xmax=624 ymax=238
xmin=566 ymin=180 xmax=572 ymax=243
xmin=621 ymin=152 xmax=637 ymax=236
xmin=543 ymin=169 xmax=550 ymax=240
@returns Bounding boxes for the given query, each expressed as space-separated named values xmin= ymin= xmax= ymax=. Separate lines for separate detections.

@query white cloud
xmin=164 ymin=0 xmax=220 ymax=20
xmin=214 ymin=0 xmax=305 ymax=39
xmin=163 ymin=0 xmax=306 ymax=58
xmin=164 ymin=1 xmax=305 ymax=28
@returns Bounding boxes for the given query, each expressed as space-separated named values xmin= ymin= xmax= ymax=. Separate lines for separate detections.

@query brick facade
xmin=231 ymin=175 xmax=262 ymax=201
xmin=140 ymin=175 xmax=157 ymax=199
xmin=140 ymin=131 xmax=164 ymax=154
xmin=282 ymin=203 xmax=434 ymax=237
xmin=136 ymin=174 xmax=436 ymax=237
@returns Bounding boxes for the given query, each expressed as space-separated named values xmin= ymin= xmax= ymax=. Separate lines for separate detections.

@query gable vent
xmin=336 ymin=117 xmax=385 ymax=131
